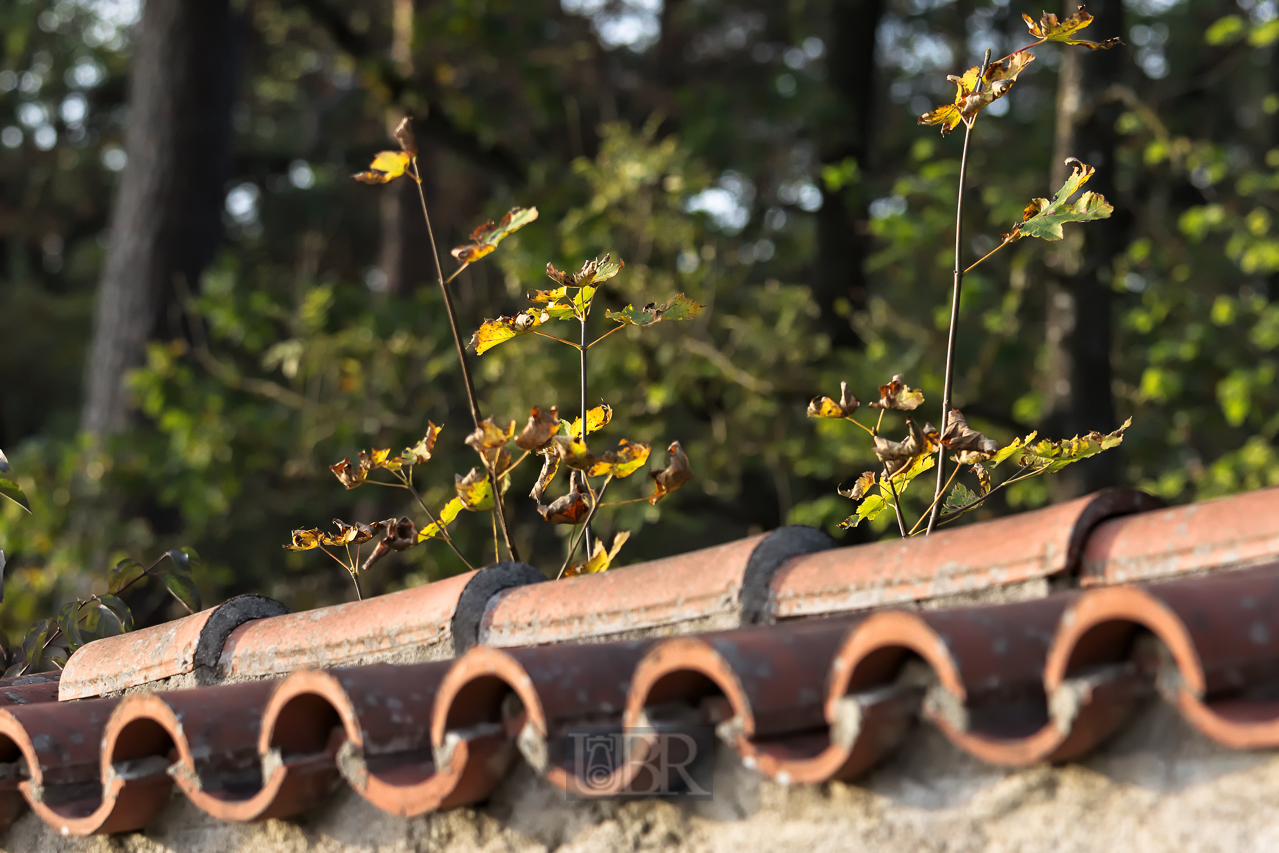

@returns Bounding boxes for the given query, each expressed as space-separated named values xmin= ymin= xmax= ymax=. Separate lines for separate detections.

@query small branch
xmin=844 ymin=416 xmax=876 ymax=437
xmin=350 ymin=570 xmax=363 ymax=601
xmin=908 ymin=462 xmax=962 ymax=536
xmin=874 ymin=409 xmax=885 ymax=435
xmin=587 ymin=324 xmax=626 ymax=348
xmin=532 ymin=330 xmax=581 ymax=349
xmin=935 ymin=466 xmax=1045 ymax=526
xmin=886 ymin=474 xmax=908 ymax=537
xmin=410 ymin=161 xmax=483 ymax=431
xmin=403 ymin=480 xmax=475 ymax=570
xmin=409 ymin=160 xmax=520 ymax=562
xmin=928 ymin=49 xmax=991 ymax=537
xmin=445 ymin=263 xmax=470 ymax=285
xmin=579 ymin=312 xmax=592 ymax=560
xmin=964 ymin=235 xmax=1015 ymax=275
xmin=491 ymin=511 xmax=500 ymax=564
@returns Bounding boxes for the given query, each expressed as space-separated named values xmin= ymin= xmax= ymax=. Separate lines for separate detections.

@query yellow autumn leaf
xmin=352 ymin=150 xmax=412 ymax=184
xmin=565 ymin=531 xmax=630 ymax=577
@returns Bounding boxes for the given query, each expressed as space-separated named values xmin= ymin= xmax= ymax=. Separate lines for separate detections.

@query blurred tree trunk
xmin=815 ymin=0 xmax=883 ymax=349
xmin=379 ymin=0 xmax=414 ymax=296
xmin=1043 ymin=0 xmax=1125 ymax=497
xmin=81 ymin=0 xmax=242 ymax=435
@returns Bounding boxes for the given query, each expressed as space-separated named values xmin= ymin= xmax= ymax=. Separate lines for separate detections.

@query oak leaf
xmin=564 ymin=403 xmax=613 ymax=440
xmin=587 ymin=439 xmax=652 ymax=478
xmin=450 ymin=207 xmax=539 ymax=264
xmin=469 ymin=310 xmax=550 ymax=355
xmin=869 ymin=375 xmax=925 ymax=411
xmin=917 ymin=54 xmax=1033 ymax=135
xmin=565 ymin=531 xmax=630 ymax=577
xmin=1018 ymin=417 xmax=1131 ymax=474
xmin=530 ymin=453 xmax=560 ymax=502
xmin=940 ymin=409 xmax=998 ymax=464
xmin=1005 ymin=160 xmax=1113 ymax=243
xmin=392 ymin=116 xmax=418 ymax=157
xmin=837 ymin=470 xmax=878 ymax=501
xmin=417 ymin=497 xmax=465 ymax=541
xmin=606 ymin=294 xmax=703 ymax=327
xmin=545 ymin=254 xmax=625 ymax=289
xmin=399 ymin=423 xmax=442 ymax=466
xmin=873 ymin=419 xmax=939 ymax=477
xmin=808 ymin=381 xmax=860 ymax=418
xmin=360 ymin=517 xmax=418 ymax=572
xmin=455 ymin=468 xmax=495 ymax=510
xmin=1023 ymin=6 xmax=1123 ymax=50
xmin=515 ymin=406 xmax=561 ymax=452
xmin=352 ymin=150 xmax=412 ymax=184
xmin=538 ymin=474 xmax=591 ymax=525
xmin=648 ymin=441 xmax=693 ymax=505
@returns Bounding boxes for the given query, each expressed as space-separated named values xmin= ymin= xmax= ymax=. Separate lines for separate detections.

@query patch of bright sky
xmin=561 ymin=0 xmax=663 ymax=52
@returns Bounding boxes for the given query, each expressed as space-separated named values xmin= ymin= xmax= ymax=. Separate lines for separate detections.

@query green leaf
xmin=1010 ymin=161 xmax=1113 ymax=243
xmin=82 ymin=595 xmax=134 ymax=639
xmin=451 ymin=206 xmax=539 ymax=264
xmin=57 ymin=601 xmax=84 ymax=652
xmin=606 ymin=294 xmax=703 ymax=327
xmin=108 ymin=558 xmax=146 ymax=595
xmin=991 ymin=432 xmax=1036 ymax=467
xmin=19 ymin=619 xmax=53 ymax=672
xmin=164 ymin=547 xmax=200 ymax=574
xmin=164 ymin=574 xmax=202 ymax=614
xmin=839 ymin=493 xmax=888 ymax=529
xmin=1018 ymin=418 xmax=1132 ymax=474
xmin=943 ymin=483 xmax=980 ymax=514
xmin=0 ymin=475 xmax=31 ymax=513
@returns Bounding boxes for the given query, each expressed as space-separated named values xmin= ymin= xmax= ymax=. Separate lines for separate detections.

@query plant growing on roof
xmin=810 ymin=6 xmax=1128 ymax=536
xmin=1 ymin=448 xmax=201 ymax=674
xmin=285 ymin=119 xmax=700 ymax=594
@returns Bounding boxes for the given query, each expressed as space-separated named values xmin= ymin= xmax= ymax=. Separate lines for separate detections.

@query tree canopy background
xmin=2 ymin=0 xmax=1277 ymax=636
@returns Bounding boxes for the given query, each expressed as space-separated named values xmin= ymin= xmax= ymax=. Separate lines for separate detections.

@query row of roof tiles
xmin=0 ymin=486 xmax=1275 ymax=837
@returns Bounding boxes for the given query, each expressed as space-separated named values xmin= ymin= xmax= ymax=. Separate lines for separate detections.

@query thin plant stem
xmin=579 ymin=310 xmax=592 ymax=560
xmin=558 ymin=475 xmax=613 ymax=579
xmin=491 ymin=511 xmax=500 ymax=564
xmin=410 ymin=162 xmax=482 ymax=430
xmin=588 ymin=324 xmax=625 ymax=348
xmin=403 ymin=480 xmax=475 ymax=570
xmin=598 ymin=496 xmax=651 ymax=508
xmin=927 ymin=50 xmax=991 ymax=537
xmin=350 ymin=570 xmax=363 ymax=601
xmin=533 ymin=331 xmax=581 ymax=349
xmin=874 ymin=409 xmax=885 ymax=435
xmin=935 ymin=467 xmax=1045 ymax=526
xmin=909 ymin=462 xmax=962 ymax=536
xmin=886 ymin=474 xmax=908 ymax=537
xmin=964 ymin=235 xmax=1014 ymax=275
xmin=845 ymin=417 xmax=876 ymax=437
xmin=409 ymin=159 xmax=520 ymax=562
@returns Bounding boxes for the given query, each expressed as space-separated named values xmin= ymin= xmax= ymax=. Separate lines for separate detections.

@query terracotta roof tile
xmin=769 ymin=488 xmax=1159 ymax=618
xmin=479 ymin=526 xmax=832 ymax=646
xmin=219 ymin=561 xmax=543 ymax=680
xmin=58 ymin=595 xmax=288 ymax=700
xmin=12 ymin=487 xmax=1279 ymax=838
xmin=1081 ymin=486 xmax=1279 ymax=585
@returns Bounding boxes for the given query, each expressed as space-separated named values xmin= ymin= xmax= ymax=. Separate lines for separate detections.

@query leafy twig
xmin=927 ymin=49 xmax=992 ymax=537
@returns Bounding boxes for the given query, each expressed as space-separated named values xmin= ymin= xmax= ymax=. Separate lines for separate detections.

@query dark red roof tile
xmin=769 ymin=488 xmax=1160 ymax=619
xmin=15 ymin=488 xmax=1279 ymax=838
xmin=1081 ymin=487 xmax=1279 ymax=586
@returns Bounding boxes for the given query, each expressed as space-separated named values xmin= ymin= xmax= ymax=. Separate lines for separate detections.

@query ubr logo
xmin=564 ymin=726 xmax=714 ymax=800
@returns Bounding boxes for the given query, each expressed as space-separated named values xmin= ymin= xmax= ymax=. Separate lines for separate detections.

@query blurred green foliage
xmin=2 ymin=0 xmax=1279 ymax=637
